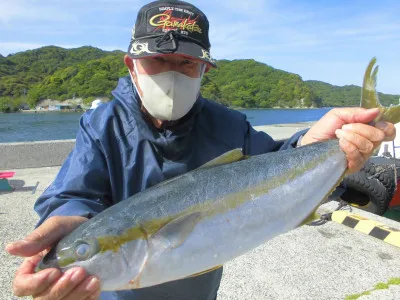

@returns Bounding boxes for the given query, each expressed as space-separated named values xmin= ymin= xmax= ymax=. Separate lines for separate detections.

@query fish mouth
xmin=35 ymin=246 xmax=60 ymax=272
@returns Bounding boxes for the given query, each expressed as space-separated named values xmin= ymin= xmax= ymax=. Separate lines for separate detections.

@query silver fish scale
xmin=60 ymin=139 xmax=344 ymax=247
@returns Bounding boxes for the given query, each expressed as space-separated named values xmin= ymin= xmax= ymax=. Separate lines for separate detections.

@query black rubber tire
xmin=342 ymin=169 xmax=392 ymax=215
xmin=362 ymin=158 xmax=397 ymax=198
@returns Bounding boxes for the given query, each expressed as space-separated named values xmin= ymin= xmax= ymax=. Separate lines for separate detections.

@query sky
xmin=0 ymin=0 xmax=399 ymax=94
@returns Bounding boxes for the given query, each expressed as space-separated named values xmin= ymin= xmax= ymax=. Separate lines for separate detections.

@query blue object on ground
xmin=0 ymin=179 xmax=13 ymax=191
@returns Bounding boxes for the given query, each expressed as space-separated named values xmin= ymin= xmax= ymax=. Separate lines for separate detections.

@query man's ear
xmin=124 ymin=55 xmax=137 ymax=82
xmin=124 ymin=55 xmax=143 ymax=96
xmin=124 ymin=55 xmax=134 ymax=73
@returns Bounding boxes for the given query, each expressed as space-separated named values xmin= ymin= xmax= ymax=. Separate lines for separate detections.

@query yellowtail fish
xmin=36 ymin=58 xmax=400 ymax=290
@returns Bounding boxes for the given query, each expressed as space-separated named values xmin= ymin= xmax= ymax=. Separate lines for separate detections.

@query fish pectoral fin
xmin=151 ymin=212 xmax=203 ymax=250
xmin=299 ymin=212 xmax=320 ymax=226
xmin=198 ymin=148 xmax=245 ymax=169
xmin=186 ymin=265 xmax=223 ymax=278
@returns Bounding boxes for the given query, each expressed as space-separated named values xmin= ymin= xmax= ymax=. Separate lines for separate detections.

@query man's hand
xmin=301 ymin=107 xmax=396 ymax=174
xmin=6 ymin=216 xmax=101 ymax=300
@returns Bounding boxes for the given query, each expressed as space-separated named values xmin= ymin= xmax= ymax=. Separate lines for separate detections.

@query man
xmin=6 ymin=1 xmax=395 ymax=299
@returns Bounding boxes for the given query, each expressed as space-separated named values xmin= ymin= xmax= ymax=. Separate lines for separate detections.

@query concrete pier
xmin=1 ymin=122 xmax=399 ymax=300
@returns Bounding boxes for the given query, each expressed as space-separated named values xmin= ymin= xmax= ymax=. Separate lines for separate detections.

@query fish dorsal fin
xmin=150 ymin=212 xmax=203 ymax=250
xmin=199 ymin=148 xmax=245 ymax=169
xmin=186 ymin=265 xmax=223 ymax=278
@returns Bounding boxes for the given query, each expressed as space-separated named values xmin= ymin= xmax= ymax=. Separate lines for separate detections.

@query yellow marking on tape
xmin=331 ymin=210 xmax=348 ymax=223
xmin=355 ymin=220 xmax=379 ymax=234
xmin=384 ymin=231 xmax=400 ymax=247
xmin=331 ymin=211 xmax=400 ymax=248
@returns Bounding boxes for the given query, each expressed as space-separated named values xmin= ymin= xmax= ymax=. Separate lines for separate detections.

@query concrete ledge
xmin=0 ymin=140 xmax=75 ymax=169
xmin=0 ymin=123 xmax=313 ymax=170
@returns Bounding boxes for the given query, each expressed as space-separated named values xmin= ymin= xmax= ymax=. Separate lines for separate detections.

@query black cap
xmin=127 ymin=0 xmax=216 ymax=67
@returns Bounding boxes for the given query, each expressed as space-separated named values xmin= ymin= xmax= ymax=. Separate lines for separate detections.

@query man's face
xmin=124 ymin=53 xmax=206 ymax=124
xmin=135 ymin=55 xmax=204 ymax=78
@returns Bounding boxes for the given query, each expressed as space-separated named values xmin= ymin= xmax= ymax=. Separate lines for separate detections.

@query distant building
xmin=19 ymin=104 xmax=30 ymax=110
xmin=48 ymin=104 xmax=71 ymax=111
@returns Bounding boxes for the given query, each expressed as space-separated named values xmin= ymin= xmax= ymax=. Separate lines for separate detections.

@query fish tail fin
xmin=361 ymin=57 xmax=400 ymax=124
xmin=361 ymin=57 xmax=383 ymax=113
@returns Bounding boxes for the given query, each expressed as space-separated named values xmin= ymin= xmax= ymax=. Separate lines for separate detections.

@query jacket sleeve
xmin=34 ymin=113 xmax=112 ymax=226
xmin=243 ymin=121 xmax=309 ymax=155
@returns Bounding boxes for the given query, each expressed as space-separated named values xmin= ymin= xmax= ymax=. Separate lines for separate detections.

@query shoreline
xmin=0 ymin=109 xmax=85 ymax=114
xmin=1 ymin=107 xmax=333 ymax=114
xmin=0 ymin=123 xmax=315 ymax=145
xmin=0 ymin=123 xmax=313 ymax=169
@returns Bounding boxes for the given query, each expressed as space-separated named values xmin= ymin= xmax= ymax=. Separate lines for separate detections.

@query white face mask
xmin=130 ymin=61 xmax=204 ymax=121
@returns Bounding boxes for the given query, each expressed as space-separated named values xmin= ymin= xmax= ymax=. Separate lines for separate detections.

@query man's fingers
xmin=341 ymin=121 xmax=396 ymax=143
xmin=375 ymin=121 xmax=396 ymax=141
xmin=331 ymin=107 xmax=380 ymax=124
xmin=300 ymin=108 xmax=382 ymax=146
xmin=13 ymin=256 xmax=61 ymax=297
xmin=338 ymin=137 xmax=366 ymax=174
xmin=15 ymin=253 xmax=44 ymax=277
xmin=14 ymin=269 xmax=61 ymax=297
xmin=6 ymin=216 xmax=87 ymax=257
xmin=7 ymin=232 xmax=50 ymax=257
xmin=335 ymin=129 xmax=374 ymax=154
xmin=63 ymin=276 xmax=101 ymax=300
xmin=33 ymin=268 xmax=89 ymax=300
xmin=341 ymin=123 xmax=385 ymax=144
xmin=83 ymin=289 xmax=102 ymax=300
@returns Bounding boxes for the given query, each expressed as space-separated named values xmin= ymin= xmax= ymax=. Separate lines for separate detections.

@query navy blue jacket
xmin=34 ymin=76 xmax=304 ymax=300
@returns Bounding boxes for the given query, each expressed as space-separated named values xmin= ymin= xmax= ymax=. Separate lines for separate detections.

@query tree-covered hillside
xmin=0 ymin=46 xmax=127 ymax=111
xmin=0 ymin=46 xmax=399 ymax=112
xmin=26 ymin=54 xmax=127 ymax=106
xmin=0 ymin=46 xmax=124 ymax=96
xmin=202 ymin=59 xmax=317 ymax=108
xmin=306 ymin=80 xmax=399 ymax=107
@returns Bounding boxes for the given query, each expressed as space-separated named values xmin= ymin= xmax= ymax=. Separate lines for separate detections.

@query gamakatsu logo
xmin=150 ymin=13 xmax=202 ymax=33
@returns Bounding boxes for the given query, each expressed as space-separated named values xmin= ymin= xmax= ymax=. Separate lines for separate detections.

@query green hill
xmin=0 ymin=46 xmax=399 ymax=112
xmin=202 ymin=59 xmax=316 ymax=108
xmin=0 ymin=46 xmax=126 ymax=111
xmin=0 ymin=54 xmax=17 ymax=77
xmin=306 ymin=80 xmax=399 ymax=107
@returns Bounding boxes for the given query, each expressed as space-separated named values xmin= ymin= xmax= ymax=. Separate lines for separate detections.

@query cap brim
xmin=127 ymin=37 xmax=217 ymax=68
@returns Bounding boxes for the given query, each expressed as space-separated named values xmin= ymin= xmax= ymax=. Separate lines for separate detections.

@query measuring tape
xmin=331 ymin=210 xmax=400 ymax=248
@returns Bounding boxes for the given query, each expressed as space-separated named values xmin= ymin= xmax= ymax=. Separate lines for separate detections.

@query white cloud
xmin=0 ymin=42 xmax=45 ymax=55
xmin=0 ymin=0 xmax=144 ymax=24
xmin=0 ymin=0 xmax=76 ymax=24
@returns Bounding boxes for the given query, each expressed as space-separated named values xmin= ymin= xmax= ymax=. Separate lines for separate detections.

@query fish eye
xmin=75 ymin=242 xmax=91 ymax=260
